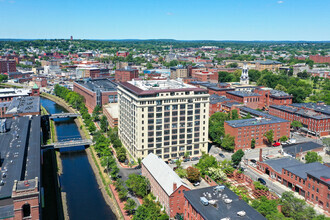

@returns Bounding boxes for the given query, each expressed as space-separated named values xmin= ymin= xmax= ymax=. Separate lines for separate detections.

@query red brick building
xmin=209 ymin=94 xmax=237 ymax=115
xmin=116 ymin=51 xmax=129 ymax=57
xmin=309 ymin=55 xmax=330 ymax=63
xmin=269 ymin=103 xmax=330 ymax=136
xmin=73 ymin=79 xmax=118 ymax=112
xmin=226 ymin=91 xmax=262 ymax=109
xmin=0 ymin=59 xmax=16 ymax=74
xmin=191 ymin=71 xmax=218 ymax=83
xmin=257 ymin=156 xmax=330 ymax=215
xmin=0 ymin=88 xmax=31 ymax=102
xmin=224 ymin=114 xmax=290 ymax=151
xmin=115 ymin=67 xmax=139 ymax=82
xmin=255 ymin=88 xmax=293 ymax=110
xmin=142 ymin=153 xmax=190 ymax=218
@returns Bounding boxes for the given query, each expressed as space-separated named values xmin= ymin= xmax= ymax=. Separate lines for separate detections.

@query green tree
xmin=291 ymin=120 xmax=302 ymax=129
xmin=186 ymin=166 xmax=200 ymax=183
xmin=305 ymin=152 xmax=322 ymax=163
xmin=195 ymin=153 xmax=218 ymax=175
xmin=92 ymin=105 xmax=102 ymax=121
xmin=124 ymin=198 xmax=137 ymax=215
xmin=230 ymin=109 xmax=239 ymax=120
xmin=264 ymin=130 xmax=274 ymax=145
xmin=280 ymin=136 xmax=288 ymax=142
xmin=231 ymin=149 xmax=245 ymax=166
xmin=221 ymin=134 xmax=235 ymax=151
xmin=175 ymin=168 xmax=187 ymax=178
xmin=146 ymin=62 xmax=153 ymax=69
xmin=126 ymin=174 xmax=150 ymax=198
xmin=175 ymin=159 xmax=182 ymax=169
xmin=88 ymin=122 xmax=96 ymax=134
xmin=275 ymin=84 xmax=287 ymax=92
xmin=116 ymin=147 xmax=127 ymax=163
xmin=251 ymin=138 xmax=256 ymax=149
xmin=100 ymin=115 xmax=108 ymax=132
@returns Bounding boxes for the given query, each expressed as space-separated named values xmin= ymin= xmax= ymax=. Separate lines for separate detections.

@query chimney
xmin=173 ymin=182 xmax=177 ymax=191
xmin=277 ymin=204 xmax=282 ymax=213
xmin=259 ymin=148 xmax=263 ymax=162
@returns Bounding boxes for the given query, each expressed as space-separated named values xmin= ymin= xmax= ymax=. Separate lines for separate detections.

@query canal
xmin=41 ymin=97 xmax=116 ymax=220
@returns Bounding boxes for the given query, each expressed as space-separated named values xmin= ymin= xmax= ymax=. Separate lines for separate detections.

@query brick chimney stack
xmin=259 ymin=148 xmax=263 ymax=162
xmin=173 ymin=182 xmax=177 ymax=191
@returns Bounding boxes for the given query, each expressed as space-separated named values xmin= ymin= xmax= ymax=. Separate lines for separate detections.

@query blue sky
xmin=0 ymin=0 xmax=329 ymax=40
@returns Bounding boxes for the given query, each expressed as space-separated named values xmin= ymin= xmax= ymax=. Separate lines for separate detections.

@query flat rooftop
xmin=0 ymin=116 xmax=40 ymax=203
xmin=262 ymin=157 xmax=302 ymax=173
xmin=227 ymin=91 xmax=261 ymax=97
xmin=283 ymin=142 xmax=323 ymax=157
xmin=6 ymin=96 xmax=40 ymax=115
xmin=120 ymin=79 xmax=207 ymax=96
xmin=184 ymin=186 xmax=265 ymax=220
xmin=284 ymin=162 xmax=325 ymax=180
xmin=270 ymin=89 xmax=292 ymax=98
xmin=226 ymin=115 xmax=288 ymax=128
xmin=75 ymin=78 xmax=117 ymax=92
xmin=0 ymin=88 xmax=30 ymax=98
xmin=270 ymin=105 xmax=330 ymax=120
xmin=104 ymin=103 xmax=119 ymax=118
xmin=209 ymin=94 xmax=231 ymax=104
xmin=290 ymin=102 xmax=330 ymax=116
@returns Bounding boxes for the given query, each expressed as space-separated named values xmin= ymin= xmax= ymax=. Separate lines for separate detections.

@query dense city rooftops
xmin=227 ymin=91 xmax=261 ymax=97
xmin=184 ymin=186 xmax=266 ymax=220
xmin=120 ymin=79 xmax=207 ymax=96
xmin=6 ymin=96 xmax=40 ymax=115
xmin=252 ymin=60 xmax=282 ymax=65
xmin=142 ymin=153 xmax=189 ymax=196
xmin=75 ymin=78 xmax=117 ymax=92
xmin=282 ymin=142 xmax=323 ymax=158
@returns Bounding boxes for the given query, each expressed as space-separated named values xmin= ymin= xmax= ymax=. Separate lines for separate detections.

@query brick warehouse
xmin=255 ymin=87 xmax=293 ymax=109
xmin=73 ymin=78 xmax=118 ymax=112
xmin=142 ymin=154 xmax=190 ymax=218
xmin=269 ymin=103 xmax=330 ymax=136
xmin=257 ymin=155 xmax=330 ymax=215
xmin=0 ymin=59 xmax=16 ymax=74
xmin=226 ymin=91 xmax=262 ymax=110
xmin=224 ymin=114 xmax=290 ymax=151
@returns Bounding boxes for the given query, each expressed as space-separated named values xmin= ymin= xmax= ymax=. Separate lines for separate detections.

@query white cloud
xmin=166 ymin=12 xmax=174 ymax=16
xmin=277 ymin=1 xmax=284 ymax=3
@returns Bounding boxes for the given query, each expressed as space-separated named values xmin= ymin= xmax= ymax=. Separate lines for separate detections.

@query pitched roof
xmin=282 ymin=142 xmax=323 ymax=157
xmin=263 ymin=157 xmax=301 ymax=173
xmin=142 ymin=153 xmax=190 ymax=196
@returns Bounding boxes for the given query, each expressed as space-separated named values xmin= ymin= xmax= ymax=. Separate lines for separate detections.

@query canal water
xmin=41 ymin=97 xmax=116 ymax=220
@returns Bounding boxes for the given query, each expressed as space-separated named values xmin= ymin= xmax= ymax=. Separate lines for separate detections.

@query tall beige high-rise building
xmin=118 ymin=79 xmax=209 ymax=161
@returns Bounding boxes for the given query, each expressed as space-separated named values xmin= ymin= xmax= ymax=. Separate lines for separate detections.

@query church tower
xmin=240 ymin=63 xmax=249 ymax=85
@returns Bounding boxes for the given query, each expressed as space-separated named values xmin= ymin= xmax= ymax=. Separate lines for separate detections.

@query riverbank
xmin=41 ymin=93 xmax=123 ymax=220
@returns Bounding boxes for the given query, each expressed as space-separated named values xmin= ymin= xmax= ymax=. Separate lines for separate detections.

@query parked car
xmin=250 ymin=159 xmax=257 ymax=163
xmin=219 ymin=153 xmax=225 ymax=158
xmin=183 ymin=158 xmax=191 ymax=162
xmin=258 ymin=178 xmax=267 ymax=185
xmin=193 ymin=182 xmax=200 ymax=186
xmin=272 ymin=142 xmax=281 ymax=147
xmin=191 ymin=157 xmax=199 ymax=161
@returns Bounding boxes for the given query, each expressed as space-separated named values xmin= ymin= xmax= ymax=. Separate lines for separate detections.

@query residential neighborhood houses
xmin=0 ymin=39 xmax=329 ymax=220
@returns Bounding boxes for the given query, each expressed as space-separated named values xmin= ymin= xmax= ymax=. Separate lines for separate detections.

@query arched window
xmin=22 ymin=203 xmax=31 ymax=217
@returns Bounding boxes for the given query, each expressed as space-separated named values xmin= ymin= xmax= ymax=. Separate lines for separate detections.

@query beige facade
xmin=118 ymin=80 xmax=209 ymax=161
xmin=170 ymin=68 xmax=188 ymax=79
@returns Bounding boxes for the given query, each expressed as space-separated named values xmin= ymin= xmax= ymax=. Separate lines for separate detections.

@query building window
xmin=22 ymin=204 xmax=31 ymax=218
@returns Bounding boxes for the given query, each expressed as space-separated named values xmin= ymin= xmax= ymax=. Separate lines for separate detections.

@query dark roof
xmin=0 ymin=117 xmax=30 ymax=199
xmin=284 ymin=162 xmax=325 ymax=180
xmin=184 ymin=186 xmax=266 ymax=220
xmin=269 ymin=89 xmax=292 ymax=98
xmin=6 ymin=96 xmax=40 ymax=115
xmin=263 ymin=157 xmax=301 ymax=173
xmin=208 ymin=86 xmax=234 ymax=91
xmin=225 ymin=114 xmax=288 ymax=128
xmin=209 ymin=94 xmax=231 ymax=104
xmin=227 ymin=91 xmax=261 ymax=97
xmin=253 ymin=60 xmax=282 ymax=65
xmin=270 ymin=105 xmax=330 ymax=120
xmin=307 ymin=166 xmax=330 ymax=186
xmin=290 ymin=102 xmax=330 ymax=116
xmin=75 ymin=78 xmax=118 ymax=92
xmin=282 ymin=142 xmax=323 ymax=157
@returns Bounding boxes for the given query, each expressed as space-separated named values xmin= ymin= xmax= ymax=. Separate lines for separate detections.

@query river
xmin=41 ymin=97 xmax=116 ymax=220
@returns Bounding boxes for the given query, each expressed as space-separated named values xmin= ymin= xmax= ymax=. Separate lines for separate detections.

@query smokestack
xmin=259 ymin=148 xmax=263 ymax=162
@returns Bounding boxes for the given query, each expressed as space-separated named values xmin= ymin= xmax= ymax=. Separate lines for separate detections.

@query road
xmin=117 ymin=165 xmax=142 ymax=205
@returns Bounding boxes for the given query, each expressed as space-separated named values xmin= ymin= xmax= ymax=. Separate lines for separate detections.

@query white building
xmin=118 ymin=79 xmax=209 ymax=160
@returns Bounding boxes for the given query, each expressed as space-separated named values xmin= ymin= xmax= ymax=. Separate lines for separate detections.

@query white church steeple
xmin=240 ymin=63 xmax=249 ymax=85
